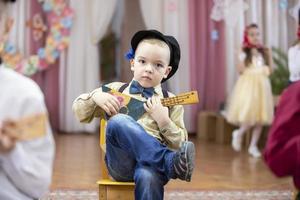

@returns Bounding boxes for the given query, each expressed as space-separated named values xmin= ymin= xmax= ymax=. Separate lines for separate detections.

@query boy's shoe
xmin=173 ymin=141 xmax=195 ymax=182
xmin=232 ymin=130 xmax=242 ymax=152
xmin=248 ymin=146 xmax=261 ymax=158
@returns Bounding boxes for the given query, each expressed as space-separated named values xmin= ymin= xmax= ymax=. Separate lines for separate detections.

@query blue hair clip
xmin=125 ymin=48 xmax=135 ymax=60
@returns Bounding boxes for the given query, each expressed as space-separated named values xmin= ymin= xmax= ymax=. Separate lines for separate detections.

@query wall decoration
xmin=0 ymin=0 xmax=74 ymax=76
xmin=26 ymin=13 xmax=48 ymax=41
xmin=279 ymin=0 xmax=288 ymax=10
xmin=211 ymin=29 xmax=219 ymax=41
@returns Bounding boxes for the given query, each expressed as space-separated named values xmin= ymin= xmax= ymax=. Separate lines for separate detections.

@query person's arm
xmin=265 ymin=47 xmax=273 ymax=73
xmin=236 ymin=49 xmax=247 ymax=73
xmin=264 ymin=82 xmax=300 ymax=188
xmin=159 ymin=104 xmax=188 ymax=149
xmin=144 ymin=94 xmax=187 ymax=150
xmin=72 ymin=88 xmax=104 ymax=123
xmin=72 ymin=83 xmax=121 ymax=123
xmin=0 ymin=94 xmax=55 ymax=199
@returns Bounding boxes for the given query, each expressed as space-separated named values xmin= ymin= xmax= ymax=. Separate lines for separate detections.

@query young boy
xmin=73 ymin=30 xmax=195 ymax=200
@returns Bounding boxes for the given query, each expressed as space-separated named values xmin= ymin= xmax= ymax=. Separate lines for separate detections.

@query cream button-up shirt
xmin=72 ymin=81 xmax=188 ymax=150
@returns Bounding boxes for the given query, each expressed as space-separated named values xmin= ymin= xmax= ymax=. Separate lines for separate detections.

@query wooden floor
xmin=51 ymin=133 xmax=294 ymax=191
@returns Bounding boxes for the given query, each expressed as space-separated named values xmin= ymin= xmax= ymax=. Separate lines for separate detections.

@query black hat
xmin=130 ymin=30 xmax=181 ymax=82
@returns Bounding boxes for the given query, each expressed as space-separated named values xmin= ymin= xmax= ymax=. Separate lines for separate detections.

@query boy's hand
xmin=144 ymin=96 xmax=171 ymax=128
xmin=92 ymin=91 xmax=121 ymax=116
xmin=0 ymin=120 xmax=18 ymax=153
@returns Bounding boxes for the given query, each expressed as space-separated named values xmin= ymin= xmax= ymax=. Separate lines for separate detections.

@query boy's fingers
xmin=109 ymin=98 xmax=120 ymax=111
xmin=105 ymin=102 xmax=118 ymax=115
xmin=102 ymin=105 xmax=112 ymax=116
xmin=143 ymin=103 xmax=152 ymax=114
xmin=147 ymin=98 xmax=153 ymax=107
xmin=110 ymin=96 xmax=120 ymax=105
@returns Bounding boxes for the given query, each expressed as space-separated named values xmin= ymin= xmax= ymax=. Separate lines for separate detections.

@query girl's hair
xmin=243 ymin=23 xmax=270 ymax=67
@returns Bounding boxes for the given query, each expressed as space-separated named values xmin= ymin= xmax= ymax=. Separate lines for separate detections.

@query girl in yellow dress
xmin=227 ymin=24 xmax=274 ymax=158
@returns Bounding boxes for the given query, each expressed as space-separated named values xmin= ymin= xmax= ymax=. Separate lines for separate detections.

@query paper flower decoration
xmin=1 ymin=0 xmax=74 ymax=76
xmin=26 ymin=13 xmax=48 ymax=41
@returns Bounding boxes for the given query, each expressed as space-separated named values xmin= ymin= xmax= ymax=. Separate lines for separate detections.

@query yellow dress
xmin=227 ymin=54 xmax=274 ymax=126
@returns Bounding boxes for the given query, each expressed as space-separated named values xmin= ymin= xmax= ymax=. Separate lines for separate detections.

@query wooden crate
xmin=197 ymin=111 xmax=218 ymax=141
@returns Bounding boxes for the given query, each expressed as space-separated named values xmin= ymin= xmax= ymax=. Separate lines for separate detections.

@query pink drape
xmin=188 ymin=0 xmax=226 ymax=130
xmin=29 ymin=0 xmax=59 ymax=131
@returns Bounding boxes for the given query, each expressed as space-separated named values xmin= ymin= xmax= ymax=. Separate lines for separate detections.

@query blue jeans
xmin=105 ymin=114 xmax=176 ymax=200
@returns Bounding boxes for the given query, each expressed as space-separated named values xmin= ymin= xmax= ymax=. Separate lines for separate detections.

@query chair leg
xmin=99 ymin=185 xmax=107 ymax=200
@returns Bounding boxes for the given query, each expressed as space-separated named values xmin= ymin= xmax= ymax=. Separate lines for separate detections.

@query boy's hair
xmin=136 ymin=38 xmax=170 ymax=62
xmin=139 ymin=38 xmax=169 ymax=49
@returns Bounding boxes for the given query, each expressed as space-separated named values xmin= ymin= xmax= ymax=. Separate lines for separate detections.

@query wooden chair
xmin=96 ymin=90 xmax=199 ymax=199
xmin=97 ymin=118 xmax=135 ymax=200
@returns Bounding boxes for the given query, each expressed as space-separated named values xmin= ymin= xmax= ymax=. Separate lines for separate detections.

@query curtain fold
xmin=139 ymin=0 xmax=163 ymax=31
xmin=90 ymin=0 xmax=117 ymax=44
xmin=224 ymin=0 xmax=246 ymax=95
xmin=7 ymin=0 xmax=27 ymax=55
xmin=189 ymin=0 xmax=226 ymax=131
xmin=59 ymin=0 xmax=117 ymax=132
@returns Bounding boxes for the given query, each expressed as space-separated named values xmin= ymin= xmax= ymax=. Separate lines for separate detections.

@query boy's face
xmin=130 ymin=40 xmax=172 ymax=88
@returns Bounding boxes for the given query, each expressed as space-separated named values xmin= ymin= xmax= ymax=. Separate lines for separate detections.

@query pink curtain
xmin=29 ymin=0 xmax=59 ymax=131
xmin=188 ymin=0 xmax=226 ymax=130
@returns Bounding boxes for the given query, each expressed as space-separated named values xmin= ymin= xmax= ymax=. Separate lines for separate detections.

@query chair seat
xmin=97 ymin=179 xmax=135 ymax=186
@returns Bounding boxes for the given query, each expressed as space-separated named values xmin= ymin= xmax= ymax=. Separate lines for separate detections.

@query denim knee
xmin=134 ymin=167 xmax=158 ymax=187
xmin=107 ymin=114 xmax=133 ymax=128
xmin=134 ymin=166 xmax=165 ymax=200
xmin=107 ymin=114 xmax=131 ymax=133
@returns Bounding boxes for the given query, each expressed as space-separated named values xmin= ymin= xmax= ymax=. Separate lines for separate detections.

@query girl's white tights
xmin=250 ymin=125 xmax=263 ymax=148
